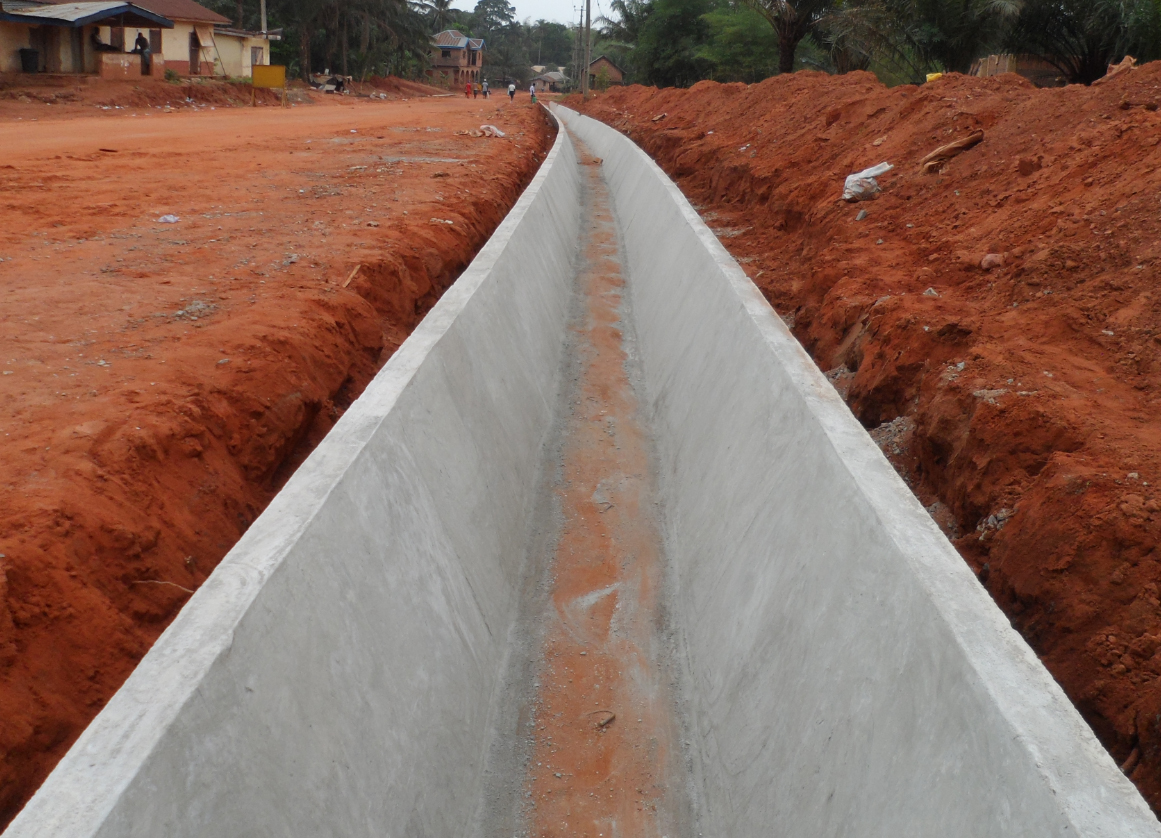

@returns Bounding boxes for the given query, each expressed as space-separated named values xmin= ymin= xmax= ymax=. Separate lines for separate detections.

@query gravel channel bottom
xmin=520 ymin=142 xmax=690 ymax=838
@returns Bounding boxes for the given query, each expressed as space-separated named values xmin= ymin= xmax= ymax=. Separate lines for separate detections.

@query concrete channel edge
xmin=4 ymin=110 xmax=581 ymax=838
xmin=554 ymin=104 xmax=1161 ymax=837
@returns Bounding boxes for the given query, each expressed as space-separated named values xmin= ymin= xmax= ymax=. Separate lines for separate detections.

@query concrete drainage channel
xmin=5 ymin=106 xmax=1159 ymax=837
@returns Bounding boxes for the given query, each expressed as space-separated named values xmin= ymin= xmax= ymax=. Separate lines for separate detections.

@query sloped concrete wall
xmin=5 ymin=117 xmax=580 ymax=838
xmin=555 ymin=105 xmax=1160 ymax=837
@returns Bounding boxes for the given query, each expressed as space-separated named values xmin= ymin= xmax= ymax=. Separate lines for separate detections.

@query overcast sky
xmin=456 ymin=0 xmax=592 ymax=27
xmin=515 ymin=0 xmax=579 ymax=24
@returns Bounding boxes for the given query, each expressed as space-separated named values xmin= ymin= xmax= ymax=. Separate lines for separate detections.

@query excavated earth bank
xmin=572 ymin=65 xmax=1161 ymax=813
xmin=0 ymin=97 xmax=553 ymax=827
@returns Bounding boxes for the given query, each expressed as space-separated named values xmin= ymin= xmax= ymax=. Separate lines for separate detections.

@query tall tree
xmin=634 ymin=0 xmax=713 ymax=85
xmin=423 ymin=0 xmax=457 ymax=32
xmin=742 ymin=0 xmax=836 ymax=73
xmin=472 ymin=0 xmax=516 ymax=31
xmin=696 ymin=1 xmax=782 ymax=81
xmin=890 ymin=0 xmax=1019 ymax=74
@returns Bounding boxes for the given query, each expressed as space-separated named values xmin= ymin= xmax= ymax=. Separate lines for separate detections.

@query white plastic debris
xmin=480 ymin=124 xmax=505 ymax=137
xmin=842 ymin=162 xmax=893 ymax=202
xmin=157 ymin=214 xmax=180 ymax=223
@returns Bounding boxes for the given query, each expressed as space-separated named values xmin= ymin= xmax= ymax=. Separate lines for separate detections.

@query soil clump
xmin=573 ymin=65 xmax=1161 ymax=812
xmin=0 ymin=95 xmax=552 ymax=826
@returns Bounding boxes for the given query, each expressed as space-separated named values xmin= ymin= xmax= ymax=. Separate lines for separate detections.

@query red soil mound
xmin=0 ymin=74 xmax=287 ymax=111
xmin=0 ymin=97 xmax=553 ymax=827
xmin=574 ymin=65 xmax=1161 ymax=811
xmin=361 ymin=76 xmax=447 ymax=98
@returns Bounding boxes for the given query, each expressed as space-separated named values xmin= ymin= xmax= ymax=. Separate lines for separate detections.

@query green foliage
xmin=741 ymin=0 xmax=840 ymax=73
xmin=1007 ymin=0 xmax=1161 ymax=83
xmin=696 ymin=2 xmax=782 ymax=81
xmin=634 ymin=0 xmax=714 ymax=85
xmin=164 ymin=67 xmax=181 ymax=82
xmin=201 ymin=0 xmax=431 ymax=81
xmin=891 ymin=0 xmax=1018 ymax=74
xmin=530 ymin=20 xmax=573 ymax=66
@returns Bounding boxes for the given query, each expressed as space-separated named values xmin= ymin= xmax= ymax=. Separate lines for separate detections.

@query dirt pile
xmin=0 ymin=97 xmax=553 ymax=826
xmin=573 ymin=66 xmax=1161 ymax=811
xmin=358 ymin=76 xmax=447 ymax=98
xmin=0 ymin=75 xmax=287 ymax=112
xmin=0 ymin=74 xmax=442 ymax=118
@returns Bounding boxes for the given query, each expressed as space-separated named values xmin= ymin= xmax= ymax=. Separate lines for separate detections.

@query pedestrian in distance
xmin=482 ymin=80 xmax=489 ymax=98
xmin=132 ymin=31 xmax=152 ymax=73
xmin=508 ymin=82 xmax=516 ymax=101
xmin=472 ymin=82 xmax=479 ymax=99
xmin=530 ymin=83 xmax=537 ymax=103
xmin=465 ymin=82 xmax=472 ymax=99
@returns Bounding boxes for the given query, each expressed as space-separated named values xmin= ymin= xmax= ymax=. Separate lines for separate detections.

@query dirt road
xmin=0 ymin=93 xmax=553 ymax=826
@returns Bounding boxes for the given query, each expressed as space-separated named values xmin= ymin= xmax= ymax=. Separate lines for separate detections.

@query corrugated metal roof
xmin=0 ymin=0 xmax=172 ymax=26
xmin=10 ymin=1 xmax=118 ymax=20
xmin=433 ymin=29 xmax=483 ymax=49
xmin=588 ymin=54 xmax=624 ymax=74
xmin=36 ymin=0 xmax=226 ymax=22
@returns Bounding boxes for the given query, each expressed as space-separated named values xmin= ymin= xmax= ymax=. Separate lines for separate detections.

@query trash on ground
xmin=842 ymin=162 xmax=893 ymax=202
xmin=456 ymin=125 xmax=506 ymax=138
xmin=157 ymin=214 xmax=180 ymax=223
xmin=920 ymin=130 xmax=985 ymax=174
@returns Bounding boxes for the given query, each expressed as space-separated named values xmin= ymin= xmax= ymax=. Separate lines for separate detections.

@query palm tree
xmin=892 ymin=0 xmax=1020 ymax=74
xmin=424 ymin=0 xmax=456 ymax=32
xmin=742 ymin=0 xmax=839 ymax=73
xmin=1007 ymin=0 xmax=1161 ymax=84
xmin=598 ymin=0 xmax=651 ymax=43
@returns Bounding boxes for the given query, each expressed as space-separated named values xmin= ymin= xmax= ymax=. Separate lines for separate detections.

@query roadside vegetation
xmin=200 ymin=0 xmax=1160 ymax=92
xmin=199 ymin=0 xmax=572 ymax=84
xmin=590 ymin=0 xmax=1161 ymax=87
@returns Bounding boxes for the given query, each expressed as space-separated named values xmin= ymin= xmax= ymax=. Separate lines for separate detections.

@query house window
xmin=441 ymin=49 xmax=450 ymax=59
xmin=110 ymin=27 xmax=124 ymax=50
xmin=148 ymin=28 xmax=161 ymax=53
xmin=251 ymin=46 xmax=263 ymax=66
xmin=469 ymin=50 xmax=476 ymax=65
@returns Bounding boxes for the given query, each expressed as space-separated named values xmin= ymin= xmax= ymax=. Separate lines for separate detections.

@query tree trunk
xmin=778 ymin=31 xmax=797 ymax=74
xmin=235 ymin=0 xmax=244 ymax=28
xmin=340 ymin=13 xmax=348 ymax=76
xmin=299 ymin=25 xmax=312 ymax=80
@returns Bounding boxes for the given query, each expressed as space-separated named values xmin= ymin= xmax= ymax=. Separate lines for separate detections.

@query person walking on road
xmin=508 ymin=82 xmax=516 ymax=101
xmin=530 ymin=83 xmax=537 ymax=103
xmin=465 ymin=81 xmax=472 ymax=99
xmin=482 ymin=80 xmax=489 ymax=98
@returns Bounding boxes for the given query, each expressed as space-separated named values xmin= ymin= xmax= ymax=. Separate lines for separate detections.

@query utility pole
xmin=581 ymin=0 xmax=590 ymax=97
xmin=572 ymin=5 xmax=581 ymax=90
xmin=260 ymin=0 xmax=267 ymax=33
